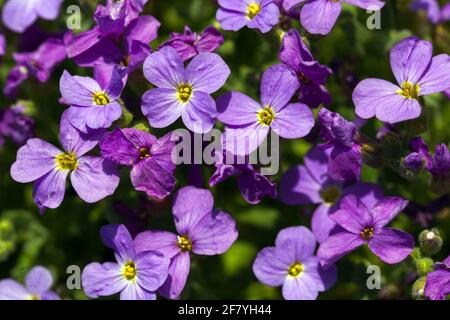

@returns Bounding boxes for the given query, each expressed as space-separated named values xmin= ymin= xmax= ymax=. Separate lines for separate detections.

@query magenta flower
xmin=141 ymin=46 xmax=230 ymax=133
xmin=59 ymin=68 xmax=126 ymax=133
xmin=279 ymin=29 xmax=332 ymax=108
xmin=353 ymin=37 xmax=450 ymax=123
xmin=280 ymin=146 xmax=383 ymax=243
xmin=218 ymin=64 xmax=314 ymax=155
xmin=317 ymin=195 xmax=414 ymax=267
xmin=10 ymin=111 xmax=120 ymax=212
xmin=0 ymin=266 xmax=59 ymax=300
xmin=82 ymin=224 xmax=170 ymax=300
xmin=160 ymin=26 xmax=224 ymax=61
xmin=100 ymin=128 xmax=177 ymax=199
xmin=253 ymin=226 xmax=337 ymax=300
xmin=216 ymin=0 xmax=280 ymax=33
xmin=1 ymin=0 xmax=63 ymax=33
xmin=424 ymin=254 xmax=450 ymax=300
xmin=134 ymin=186 xmax=238 ymax=299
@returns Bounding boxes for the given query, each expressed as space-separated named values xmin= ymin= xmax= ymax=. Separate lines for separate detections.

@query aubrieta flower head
xmin=284 ymin=0 xmax=385 ymax=35
xmin=209 ymin=151 xmax=277 ymax=204
xmin=160 ymin=26 xmax=224 ymax=62
xmin=134 ymin=186 xmax=238 ymax=299
xmin=411 ymin=0 xmax=450 ymax=24
xmin=279 ymin=29 xmax=332 ymax=108
xmin=280 ymin=146 xmax=383 ymax=243
xmin=82 ymin=224 xmax=170 ymax=300
xmin=317 ymin=195 xmax=414 ymax=267
xmin=424 ymin=254 xmax=450 ymax=300
xmin=60 ymin=67 xmax=126 ymax=133
xmin=353 ymin=36 xmax=450 ymax=124
xmin=141 ymin=46 xmax=230 ymax=134
xmin=216 ymin=0 xmax=280 ymax=33
xmin=1 ymin=0 xmax=63 ymax=33
xmin=318 ymin=108 xmax=362 ymax=182
xmin=218 ymin=64 xmax=314 ymax=156
xmin=407 ymin=137 xmax=450 ymax=179
xmin=10 ymin=111 xmax=120 ymax=212
xmin=0 ymin=104 xmax=34 ymax=146
xmin=4 ymin=38 xmax=66 ymax=98
xmin=0 ymin=266 xmax=59 ymax=300
xmin=100 ymin=128 xmax=177 ymax=199
xmin=253 ymin=226 xmax=337 ymax=300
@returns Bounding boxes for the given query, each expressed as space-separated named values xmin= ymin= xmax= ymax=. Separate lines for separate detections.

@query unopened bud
xmin=411 ymin=276 xmax=426 ymax=299
xmin=419 ymin=229 xmax=443 ymax=256
xmin=416 ymin=257 xmax=434 ymax=276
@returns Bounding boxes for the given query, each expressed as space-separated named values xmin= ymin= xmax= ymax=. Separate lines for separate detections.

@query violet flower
xmin=279 ymin=29 xmax=332 ymax=108
xmin=100 ymin=128 xmax=177 ymax=199
xmin=253 ymin=226 xmax=337 ymax=300
xmin=141 ymin=46 xmax=230 ymax=134
xmin=134 ymin=186 xmax=238 ymax=299
xmin=0 ymin=33 xmax=5 ymax=57
xmin=10 ymin=111 xmax=120 ymax=212
xmin=411 ymin=0 xmax=450 ymax=24
xmin=353 ymin=36 xmax=450 ymax=123
xmin=1 ymin=0 xmax=63 ymax=33
xmin=218 ymin=64 xmax=314 ymax=155
xmin=424 ymin=254 xmax=450 ymax=300
xmin=0 ymin=266 xmax=59 ymax=300
xmin=406 ymin=137 xmax=450 ymax=179
xmin=216 ymin=0 xmax=280 ymax=33
xmin=0 ymin=104 xmax=34 ymax=146
xmin=280 ymin=146 xmax=383 ymax=243
xmin=317 ymin=195 xmax=414 ymax=267
xmin=160 ymin=26 xmax=224 ymax=61
xmin=82 ymin=224 xmax=170 ymax=300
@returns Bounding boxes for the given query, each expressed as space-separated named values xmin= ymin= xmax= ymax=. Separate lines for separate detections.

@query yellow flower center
xmin=92 ymin=91 xmax=110 ymax=106
xmin=247 ymin=2 xmax=261 ymax=19
xmin=257 ymin=106 xmax=275 ymax=126
xmin=123 ymin=261 xmax=137 ymax=281
xmin=55 ymin=152 xmax=78 ymax=171
xmin=320 ymin=185 xmax=341 ymax=205
xmin=288 ymin=262 xmax=304 ymax=278
xmin=177 ymin=83 xmax=193 ymax=103
xmin=397 ymin=82 xmax=420 ymax=100
xmin=139 ymin=147 xmax=151 ymax=159
xmin=177 ymin=235 xmax=192 ymax=252
xmin=27 ymin=295 xmax=41 ymax=300
xmin=360 ymin=227 xmax=375 ymax=241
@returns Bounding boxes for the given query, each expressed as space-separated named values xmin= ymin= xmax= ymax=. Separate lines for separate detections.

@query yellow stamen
xmin=55 ymin=152 xmax=78 ymax=171
xmin=397 ymin=82 xmax=420 ymax=99
xmin=92 ymin=91 xmax=110 ymax=106
xmin=177 ymin=83 xmax=193 ymax=103
xmin=257 ymin=106 xmax=275 ymax=126
xmin=360 ymin=227 xmax=375 ymax=241
xmin=288 ymin=262 xmax=304 ymax=278
xmin=139 ymin=147 xmax=151 ymax=159
xmin=27 ymin=295 xmax=40 ymax=300
xmin=247 ymin=2 xmax=261 ymax=19
xmin=123 ymin=261 xmax=137 ymax=281
xmin=177 ymin=235 xmax=192 ymax=252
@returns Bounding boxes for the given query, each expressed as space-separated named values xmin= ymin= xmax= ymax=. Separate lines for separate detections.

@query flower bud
xmin=419 ymin=229 xmax=443 ymax=256
xmin=416 ymin=257 xmax=434 ymax=276
xmin=411 ymin=276 xmax=426 ymax=299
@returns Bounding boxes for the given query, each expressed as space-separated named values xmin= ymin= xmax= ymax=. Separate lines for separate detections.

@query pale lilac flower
xmin=2 ymin=0 xmax=64 ymax=33
xmin=253 ymin=226 xmax=337 ymax=300
xmin=216 ymin=0 xmax=280 ymax=33
xmin=0 ymin=266 xmax=59 ymax=300
xmin=141 ymin=46 xmax=230 ymax=134
xmin=82 ymin=224 xmax=170 ymax=300
xmin=134 ymin=186 xmax=238 ymax=299
xmin=10 ymin=111 xmax=120 ymax=212
xmin=317 ymin=195 xmax=414 ymax=267
xmin=353 ymin=36 xmax=450 ymax=123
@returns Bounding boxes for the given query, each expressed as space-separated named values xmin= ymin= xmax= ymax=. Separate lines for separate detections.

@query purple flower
xmin=1 ymin=0 xmax=63 ymax=33
xmin=160 ymin=26 xmax=224 ymax=61
xmin=59 ymin=68 xmax=126 ymax=133
xmin=318 ymin=108 xmax=362 ymax=182
xmin=0 ymin=104 xmax=34 ymax=146
xmin=209 ymin=151 xmax=277 ymax=204
xmin=218 ymin=64 xmax=314 ymax=155
xmin=403 ymin=152 xmax=425 ymax=173
xmin=82 ymin=224 xmax=170 ymax=300
xmin=444 ymin=87 xmax=450 ymax=99
xmin=0 ymin=266 xmax=59 ymax=300
xmin=411 ymin=0 xmax=450 ymax=24
xmin=424 ymin=255 xmax=450 ymax=300
xmin=279 ymin=29 xmax=332 ymax=108
xmin=10 ymin=111 xmax=120 ymax=212
xmin=252 ymin=226 xmax=337 ymax=300
xmin=285 ymin=0 xmax=385 ymax=35
xmin=317 ymin=195 xmax=414 ymax=267
xmin=353 ymin=36 xmax=450 ymax=124
xmin=280 ymin=146 xmax=383 ymax=243
xmin=216 ymin=0 xmax=280 ymax=33
xmin=134 ymin=186 xmax=238 ymax=299
xmin=100 ymin=128 xmax=177 ymax=199
xmin=408 ymin=137 xmax=450 ymax=179
xmin=4 ymin=38 xmax=66 ymax=98
xmin=0 ymin=33 xmax=5 ymax=57
xmin=141 ymin=46 xmax=230 ymax=134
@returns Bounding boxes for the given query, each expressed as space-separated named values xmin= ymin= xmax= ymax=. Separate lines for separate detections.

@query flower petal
xmin=59 ymin=70 xmax=101 ymax=107
xmin=158 ymin=252 xmax=190 ymax=299
xmin=271 ymin=102 xmax=314 ymax=139
xmin=275 ymin=226 xmax=316 ymax=261
xmin=282 ymin=275 xmax=319 ymax=300
xmin=36 ymin=0 xmax=63 ymax=20
xmin=280 ymin=165 xmax=322 ymax=205
xmin=312 ymin=204 xmax=343 ymax=244
xmin=135 ymin=251 xmax=170 ymax=292
xmin=1 ymin=0 xmax=37 ymax=33
xmin=81 ymin=262 xmax=126 ymax=298
xmin=141 ymin=88 xmax=184 ymax=129
xmin=0 ymin=280 xmax=29 ymax=300
xmin=247 ymin=2 xmax=280 ymax=33
xmin=374 ymin=93 xmax=422 ymax=124
xmin=186 ymin=53 xmax=230 ymax=94
xmin=216 ymin=9 xmax=248 ymax=32
xmin=317 ymin=232 xmax=365 ymax=267
xmin=252 ymin=247 xmax=290 ymax=286
xmin=32 ymin=169 xmax=68 ymax=211
xmin=300 ymin=0 xmax=342 ymax=35
xmin=368 ymin=228 xmax=414 ymax=264
xmin=25 ymin=266 xmax=53 ymax=296
xmin=120 ymin=282 xmax=156 ymax=300
xmin=418 ymin=54 xmax=450 ymax=96
xmin=222 ymin=123 xmax=270 ymax=156
xmin=134 ymin=230 xmax=180 ymax=259
xmin=100 ymin=224 xmax=136 ymax=263
xmin=143 ymin=46 xmax=186 ymax=89
xmin=424 ymin=270 xmax=450 ymax=300
xmin=260 ymin=64 xmax=299 ymax=111
xmin=371 ymin=197 xmax=409 ymax=229
xmin=237 ymin=170 xmax=277 ymax=204
xmin=217 ymin=92 xmax=261 ymax=126
xmin=330 ymin=194 xmax=372 ymax=234
xmin=182 ymin=91 xmax=217 ymax=134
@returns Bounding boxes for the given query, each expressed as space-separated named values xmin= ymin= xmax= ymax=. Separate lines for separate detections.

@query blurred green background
xmin=0 ymin=0 xmax=449 ymax=300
